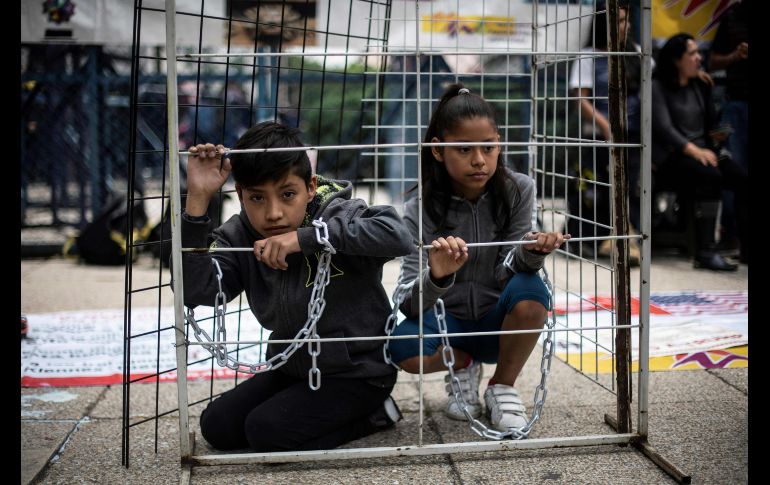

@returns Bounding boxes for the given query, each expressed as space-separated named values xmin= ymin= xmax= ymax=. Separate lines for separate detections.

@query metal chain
xmin=184 ymin=218 xmax=335 ymax=390
xmin=383 ymin=281 xmax=414 ymax=367
xmin=439 ymin=257 xmax=556 ymax=441
xmin=382 ymin=246 xmax=556 ymax=439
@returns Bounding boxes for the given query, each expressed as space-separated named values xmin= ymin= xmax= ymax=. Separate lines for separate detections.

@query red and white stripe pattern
xmin=649 ymin=291 xmax=748 ymax=316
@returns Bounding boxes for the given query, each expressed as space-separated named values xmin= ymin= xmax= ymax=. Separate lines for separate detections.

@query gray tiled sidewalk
xmin=21 ymin=253 xmax=748 ymax=484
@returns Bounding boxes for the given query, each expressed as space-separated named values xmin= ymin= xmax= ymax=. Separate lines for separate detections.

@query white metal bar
xmin=183 ymin=325 xmax=641 ymax=346
xmin=638 ymin=0 xmax=653 ymax=439
xmin=361 ymin=96 xmax=530 ymax=104
xmin=178 ymin=140 xmax=641 ymax=156
xmin=415 ymin=0 xmax=424 ymax=448
xmin=362 ymin=72 xmax=533 ymax=78
xmin=180 ymin=235 xmax=640 ymax=253
xmin=182 ymin=50 xmax=642 ymax=58
xmin=188 ymin=434 xmax=637 ymax=465
xmin=165 ymin=0 xmax=192 ymax=461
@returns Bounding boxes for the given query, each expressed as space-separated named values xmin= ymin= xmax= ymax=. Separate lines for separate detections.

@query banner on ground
xmin=21 ymin=306 xmax=266 ymax=387
xmin=21 ymin=290 xmax=747 ymax=386
xmin=552 ymin=290 xmax=748 ymax=372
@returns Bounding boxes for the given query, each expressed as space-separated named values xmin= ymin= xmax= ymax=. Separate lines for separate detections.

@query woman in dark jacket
xmin=652 ymin=33 xmax=747 ymax=270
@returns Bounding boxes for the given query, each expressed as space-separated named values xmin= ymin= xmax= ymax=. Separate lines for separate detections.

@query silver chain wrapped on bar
xmin=383 ymin=281 xmax=414 ymax=367
xmin=439 ymin=256 xmax=556 ymax=440
xmin=184 ymin=218 xmax=336 ymax=391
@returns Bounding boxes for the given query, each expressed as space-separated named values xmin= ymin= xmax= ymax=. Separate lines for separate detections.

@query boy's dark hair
xmin=420 ymin=83 xmax=516 ymax=234
xmin=229 ymin=121 xmax=312 ymax=187
xmin=654 ymin=33 xmax=696 ymax=90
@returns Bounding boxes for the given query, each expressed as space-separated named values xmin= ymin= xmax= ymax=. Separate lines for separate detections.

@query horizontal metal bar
xmin=129 ymin=283 xmax=171 ymax=294
xmin=183 ymin=324 xmax=639 ymax=346
xmin=361 ymin=71 xmax=533 ymax=78
xmin=559 ymin=210 xmax=616 ymax=231
xmin=365 ymin=17 xmax=534 ymax=26
xmin=188 ymin=434 xmax=637 ymax=465
xmin=360 ymin=124 xmax=530 ymax=129
xmin=554 ymin=324 xmax=618 ymax=355
xmin=533 ymin=134 xmax=642 ymax=147
xmin=361 ymin=97 xmax=531 ymax=102
xmin=532 ymin=134 xmax=607 ymax=144
xmin=557 ymin=249 xmax=615 ymax=271
xmin=181 ymin=50 xmax=643 ymax=59
xmin=554 ymin=287 xmax=618 ymax=314
xmin=181 ymin=235 xmax=641 ymax=253
xmin=535 ymin=96 xmax=610 ymax=101
xmin=359 ymin=178 xmax=418 ymax=183
xmin=531 ymin=169 xmax=614 ymax=189
xmin=179 ymin=140 xmax=639 ymax=156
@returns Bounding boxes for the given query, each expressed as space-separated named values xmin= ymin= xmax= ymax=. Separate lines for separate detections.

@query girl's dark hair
xmin=653 ymin=33 xmax=695 ymax=89
xmin=229 ymin=121 xmax=312 ymax=187
xmin=421 ymin=83 xmax=516 ymax=233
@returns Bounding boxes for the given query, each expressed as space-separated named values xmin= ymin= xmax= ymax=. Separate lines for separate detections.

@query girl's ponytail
xmin=420 ymin=83 xmax=518 ymax=235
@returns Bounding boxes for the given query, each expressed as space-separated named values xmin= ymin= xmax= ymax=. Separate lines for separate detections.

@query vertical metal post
xmin=165 ymin=0 xmax=193 ymax=460
xmin=415 ymin=0 xmax=424 ymax=447
xmin=606 ymin=0 xmax=632 ymax=435
xmin=529 ymin=0 xmax=538 ymax=181
xmin=87 ymin=46 xmax=102 ymax=216
xmin=637 ymin=0 xmax=652 ymax=438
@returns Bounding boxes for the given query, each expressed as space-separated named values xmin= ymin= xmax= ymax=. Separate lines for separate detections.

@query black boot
xmin=693 ymin=201 xmax=738 ymax=271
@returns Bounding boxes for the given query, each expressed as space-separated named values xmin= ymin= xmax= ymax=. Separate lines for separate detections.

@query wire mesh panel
xmin=531 ymin=0 xmax=645 ymax=404
xmin=122 ymin=0 xmax=395 ymax=465
xmin=123 ymin=0 xmax=654 ymax=473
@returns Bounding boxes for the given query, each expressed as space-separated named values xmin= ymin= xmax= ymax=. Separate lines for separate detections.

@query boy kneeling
xmin=176 ymin=121 xmax=412 ymax=452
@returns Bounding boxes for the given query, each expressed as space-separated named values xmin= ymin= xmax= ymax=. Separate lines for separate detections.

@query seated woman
xmin=651 ymin=33 xmax=747 ymax=270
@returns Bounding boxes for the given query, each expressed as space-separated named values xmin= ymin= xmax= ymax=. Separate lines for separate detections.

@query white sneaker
xmin=484 ymin=384 xmax=528 ymax=431
xmin=444 ymin=360 xmax=483 ymax=420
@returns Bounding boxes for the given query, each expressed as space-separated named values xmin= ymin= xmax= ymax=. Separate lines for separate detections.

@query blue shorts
xmin=389 ymin=272 xmax=550 ymax=364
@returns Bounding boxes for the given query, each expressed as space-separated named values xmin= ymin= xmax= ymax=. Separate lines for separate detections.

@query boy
xmin=176 ymin=121 xmax=412 ymax=452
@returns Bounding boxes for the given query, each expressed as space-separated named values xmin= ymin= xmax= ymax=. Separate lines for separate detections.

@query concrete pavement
xmin=21 ymin=250 xmax=748 ymax=484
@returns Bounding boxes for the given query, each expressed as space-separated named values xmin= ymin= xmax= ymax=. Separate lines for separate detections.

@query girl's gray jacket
xmin=175 ymin=178 xmax=413 ymax=386
xmin=398 ymin=171 xmax=547 ymax=321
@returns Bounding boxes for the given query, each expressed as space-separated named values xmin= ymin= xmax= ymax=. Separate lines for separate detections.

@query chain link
xmin=383 ymin=281 xmax=414 ymax=367
xmin=438 ymin=257 xmax=556 ymax=441
xmin=382 ymin=248 xmax=557 ymax=440
xmin=183 ymin=219 xmax=335 ymax=390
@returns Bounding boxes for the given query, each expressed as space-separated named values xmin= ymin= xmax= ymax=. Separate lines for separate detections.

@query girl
xmin=389 ymin=84 xmax=568 ymax=432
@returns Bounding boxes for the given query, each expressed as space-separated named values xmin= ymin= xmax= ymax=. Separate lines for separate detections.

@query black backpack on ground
xmin=67 ymin=191 xmax=149 ymax=265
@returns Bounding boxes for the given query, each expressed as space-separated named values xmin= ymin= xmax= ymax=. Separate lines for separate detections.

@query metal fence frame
xmin=129 ymin=0 xmax=688 ymax=482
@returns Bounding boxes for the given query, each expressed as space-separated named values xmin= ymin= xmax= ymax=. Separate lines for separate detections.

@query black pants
xmin=655 ymin=152 xmax=748 ymax=255
xmin=199 ymin=371 xmax=394 ymax=452
xmin=655 ymin=152 xmax=747 ymax=202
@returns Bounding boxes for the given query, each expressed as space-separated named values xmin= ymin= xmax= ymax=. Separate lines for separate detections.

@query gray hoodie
xmin=398 ymin=170 xmax=545 ymax=321
xmin=177 ymin=176 xmax=413 ymax=386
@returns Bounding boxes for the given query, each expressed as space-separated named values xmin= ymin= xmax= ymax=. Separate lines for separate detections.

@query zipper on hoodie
xmin=469 ymin=200 xmax=480 ymax=321
xmin=278 ymin=268 xmax=299 ymax=376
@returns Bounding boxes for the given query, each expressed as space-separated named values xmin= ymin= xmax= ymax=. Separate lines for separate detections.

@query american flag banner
xmin=552 ymin=290 xmax=748 ymax=367
xmin=648 ymin=290 xmax=748 ymax=316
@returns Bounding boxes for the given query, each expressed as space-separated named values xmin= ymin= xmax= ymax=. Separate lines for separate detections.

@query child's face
xmin=431 ymin=116 xmax=500 ymax=201
xmin=236 ymin=173 xmax=317 ymax=238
